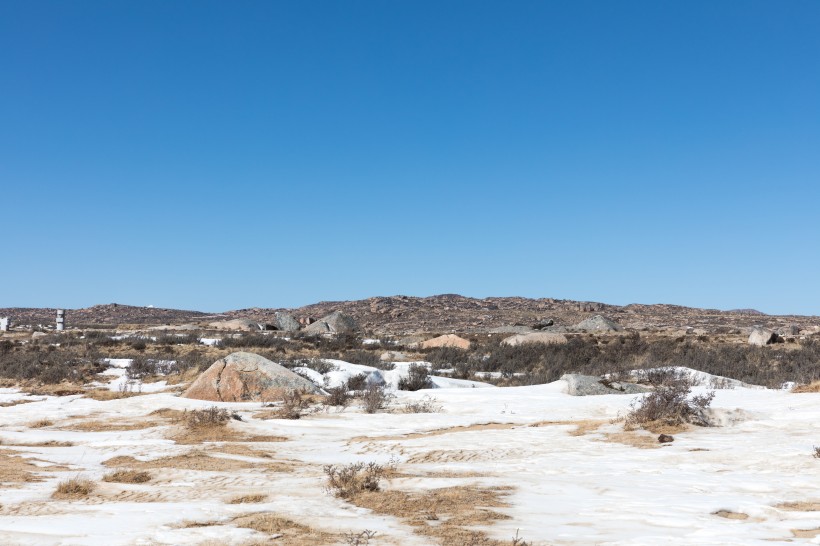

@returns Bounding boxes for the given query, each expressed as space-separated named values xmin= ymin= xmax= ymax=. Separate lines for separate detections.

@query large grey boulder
xmin=304 ymin=311 xmax=359 ymax=335
xmin=562 ymin=373 xmax=651 ymax=396
xmin=209 ymin=318 xmax=260 ymax=331
xmin=749 ymin=328 xmax=781 ymax=347
xmin=182 ymin=352 xmax=319 ymax=402
xmin=574 ymin=315 xmax=623 ymax=332
xmin=274 ymin=311 xmax=300 ymax=332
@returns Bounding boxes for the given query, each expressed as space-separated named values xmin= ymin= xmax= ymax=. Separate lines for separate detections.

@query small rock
xmin=658 ymin=434 xmax=674 ymax=443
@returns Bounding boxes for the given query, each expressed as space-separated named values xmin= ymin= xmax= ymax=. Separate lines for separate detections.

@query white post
xmin=56 ymin=310 xmax=65 ymax=331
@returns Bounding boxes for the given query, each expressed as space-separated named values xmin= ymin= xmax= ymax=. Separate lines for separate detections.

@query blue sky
xmin=1 ymin=1 xmax=818 ymax=314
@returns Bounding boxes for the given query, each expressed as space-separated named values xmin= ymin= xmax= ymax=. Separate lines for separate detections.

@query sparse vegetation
xmin=228 ymin=493 xmax=266 ymax=504
xmin=344 ymin=530 xmax=377 ymax=545
xmin=53 ymin=477 xmax=95 ymax=499
xmin=361 ymin=384 xmax=393 ymax=414
xmin=813 ymin=446 xmax=820 ymax=459
xmin=103 ymin=469 xmax=151 ymax=483
xmin=398 ymin=364 xmax=432 ymax=391
xmin=403 ymin=395 xmax=442 ymax=413
xmin=184 ymin=406 xmax=234 ymax=428
xmin=625 ymin=372 xmax=715 ymax=430
xmin=274 ymin=389 xmax=312 ymax=419
xmin=324 ymin=461 xmax=385 ymax=498
xmin=324 ymin=383 xmax=353 ymax=408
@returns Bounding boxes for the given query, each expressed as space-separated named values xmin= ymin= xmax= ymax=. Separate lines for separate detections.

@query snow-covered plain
xmin=1 ymin=362 xmax=820 ymax=545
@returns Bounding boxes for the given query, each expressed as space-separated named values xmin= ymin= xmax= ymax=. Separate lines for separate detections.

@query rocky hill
xmin=0 ymin=304 xmax=213 ymax=327
xmin=1 ymin=296 xmax=817 ymax=335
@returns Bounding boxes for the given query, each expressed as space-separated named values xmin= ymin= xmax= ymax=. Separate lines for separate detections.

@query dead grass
xmin=228 ymin=493 xmax=267 ymax=504
xmin=82 ymin=389 xmax=148 ymax=401
xmin=103 ymin=469 xmax=152 ymax=484
xmin=52 ymin=477 xmax=95 ymax=499
xmin=777 ymin=501 xmax=820 ymax=511
xmin=60 ymin=419 xmax=162 ymax=432
xmin=103 ymin=451 xmax=288 ymax=472
xmin=0 ymin=399 xmax=36 ymax=408
xmin=0 ymin=450 xmax=46 ymax=483
xmin=29 ymin=419 xmax=53 ymax=428
xmin=792 ymin=528 xmax=820 ymax=539
xmin=603 ymin=431 xmax=662 ymax=449
xmin=24 ymin=384 xmax=85 ymax=397
xmin=352 ymin=485 xmax=514 ymax=545
xmin=232 ymin=513 xmax=334 ymax=545
xmin=792 ymin=382 xmax=820 ymax=393
xmin=8 ymin=440 xmax=75 ymax=448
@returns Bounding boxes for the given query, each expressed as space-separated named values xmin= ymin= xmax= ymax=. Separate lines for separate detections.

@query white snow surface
xmin=0 ymin=366 xmax=819 ymax=544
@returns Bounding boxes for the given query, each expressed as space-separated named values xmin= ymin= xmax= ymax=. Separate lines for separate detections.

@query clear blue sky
xmin=2 ymin=1 xmax=818 ymax=315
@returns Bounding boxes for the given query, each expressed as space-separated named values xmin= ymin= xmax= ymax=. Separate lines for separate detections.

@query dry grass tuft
xmin=352 ymin=485 xmax=514 ymax=545
xmin=324 ymin=462 xmax=385 ymax=498
xmin=713 ymin=510 xmax=749 ymax=520
xmin=103 ymin=451 xmax=287 ymax=472
xmin=60 ymin=419 xmax=162 ymax=432
xmin=52 ymin=477 xmax=95 ymax=499
xmin=232 ymin=513 xmax=333 ymax=544
xmin=603 ymin=431 xmax=662 ymax=449
xmin=228 ymin=493 xmax=267 ymax=504
xmin=103 ymin=469 xmax=152 ymax=484
xmin=792 ymin=528 xmax=820 ymax=539
xmin=83 ymin=389 xmax=147 ymax=401
xmin=792 ymin=382 xmax=820 ymax=393
xmin=29 ymin=419 xmax=53 ymax=428
xmin=777 ymin=501 xmax=820 ymax=511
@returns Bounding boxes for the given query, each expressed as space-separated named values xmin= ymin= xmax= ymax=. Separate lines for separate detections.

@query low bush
xmin=398 ymin=364 xmax=432 ymax=391
xmin=361 ymin=384 xmax=393 ymax=414
xmin=625 ymin=373 xmax=715 ymax=429
xmin=403 ymin=395 xmax=442 ymax=413
xmin=324 ymin=461 xmax=384 ymax=498
xmin=324 ymin=384 xmax=353 ymax=408
xmin=274 ymin=389 xmax=312 ymax=419
xmin=184 ymin=406 xmax=234 ymax=428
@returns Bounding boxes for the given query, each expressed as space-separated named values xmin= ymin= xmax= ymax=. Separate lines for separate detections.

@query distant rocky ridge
xmin=1 ymin=295 xmax=817 ymax=335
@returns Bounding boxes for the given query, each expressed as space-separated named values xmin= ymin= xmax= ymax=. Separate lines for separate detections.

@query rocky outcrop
xmin=304 ymin=311 xmax=358 ymax=335
xmin=209 ymin=318 xmax=260 ymax=331
xmin=501 ymin=332 xmax=568 ymax=347
xmin=749 ymin=328 xmax=781 ymax=346
xmin=573 ymin=315 xmax=622 ymax=332
xmin=562 ymin=374 xmax=651 ymax=396
xmin=182 ymin=352 xmax=319 ymax=402
xmin=420 ymin=334 xmax=471 ymax=350
xmin=273 ymin=311 xmax=300 ymax=332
